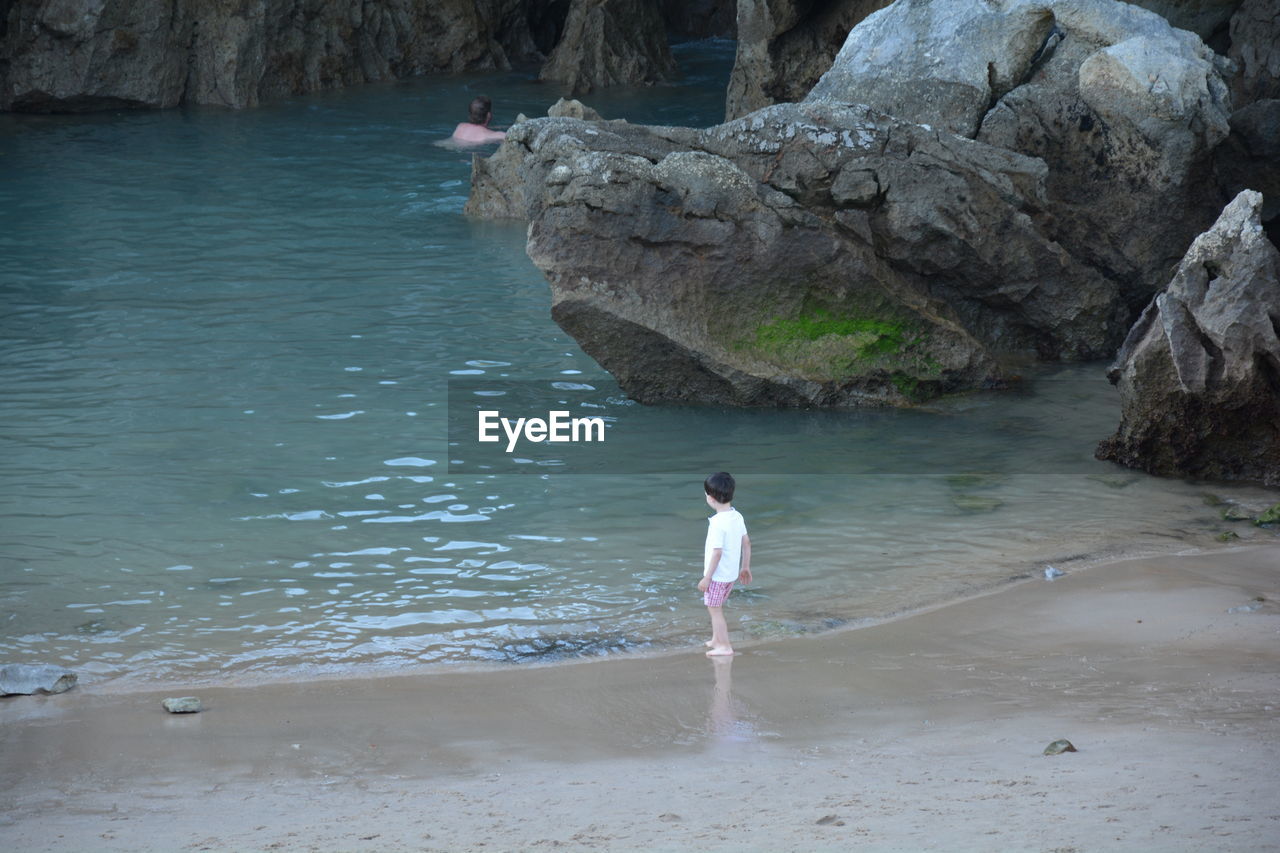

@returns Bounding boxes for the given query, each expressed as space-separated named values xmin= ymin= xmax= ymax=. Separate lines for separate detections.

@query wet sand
xmin=3 ymin=544 xmax=1278 ymax=851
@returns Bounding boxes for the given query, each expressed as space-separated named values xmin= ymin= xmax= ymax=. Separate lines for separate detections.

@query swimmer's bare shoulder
xmin=451 ymin=123 xmax=506 ymax=144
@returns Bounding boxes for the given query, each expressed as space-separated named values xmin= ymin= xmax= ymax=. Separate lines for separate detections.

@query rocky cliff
xmin=0 ymin=0 xmax=541 ymax=111
xmin=0 ymin=0 xmax=732 ymax=111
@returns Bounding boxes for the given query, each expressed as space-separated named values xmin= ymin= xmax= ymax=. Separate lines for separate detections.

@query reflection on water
xmin=707 ymin=655 xmax=756 ymax=747
xmin=1 ymin=41 xmax=1276 ymax=687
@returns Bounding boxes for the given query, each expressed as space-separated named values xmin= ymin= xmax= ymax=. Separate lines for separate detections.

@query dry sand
xmin=2 ymin=544 xmax=1278 ymax=852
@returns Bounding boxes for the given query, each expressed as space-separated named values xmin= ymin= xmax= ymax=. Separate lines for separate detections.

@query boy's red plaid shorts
xmin=703 ymin=580 xmax=734 ymax=607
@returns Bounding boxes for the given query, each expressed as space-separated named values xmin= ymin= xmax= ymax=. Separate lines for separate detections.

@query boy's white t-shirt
xmin=704 ymin=507 xmax=748 ymax=583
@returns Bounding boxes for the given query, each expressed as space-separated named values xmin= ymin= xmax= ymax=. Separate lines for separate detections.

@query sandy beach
xmin=3 ymin=543 xmax=1277 ymax=852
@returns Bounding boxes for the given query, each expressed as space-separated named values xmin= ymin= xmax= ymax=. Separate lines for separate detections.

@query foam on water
xmin=1 ymin=41 xmax=1275 ymax=687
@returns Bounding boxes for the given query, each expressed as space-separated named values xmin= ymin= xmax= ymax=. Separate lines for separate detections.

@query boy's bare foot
xmin=706 ymin=646 xmax=734 ymax=656
xmin=704 ymin=639 xmax=716 ymax=648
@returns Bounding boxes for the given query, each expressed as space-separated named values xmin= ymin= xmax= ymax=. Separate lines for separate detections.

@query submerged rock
xmin=0 ymin=664 xmax=77 ymax=696
xmin=162 ymin=696 xmax=203 ymax=714
xmin=952 ymin=495 xmax=1005 ymax=513
xmin=1097 ymin=190 xmax=1280 ymax=486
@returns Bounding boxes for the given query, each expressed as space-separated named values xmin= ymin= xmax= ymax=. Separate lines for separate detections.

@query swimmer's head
xmin=468 ymin=96 xmax=493 ymax=125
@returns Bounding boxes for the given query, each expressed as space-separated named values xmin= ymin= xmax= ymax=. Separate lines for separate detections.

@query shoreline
xmin=3 ymin=542 xmax=1278 ymax=850
xmin=51 ymin=535 xmax=1270 ymax=696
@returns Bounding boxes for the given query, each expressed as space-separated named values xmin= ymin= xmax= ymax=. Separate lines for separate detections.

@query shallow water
xmin=1 ymin=41 xmax=1275 ymax=687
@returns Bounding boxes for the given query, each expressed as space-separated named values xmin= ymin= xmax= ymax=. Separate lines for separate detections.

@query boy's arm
xmin=739 ymin=534 xmax=752 ymax=584
xmin=699 ymin=547 xmax=723 ymax=592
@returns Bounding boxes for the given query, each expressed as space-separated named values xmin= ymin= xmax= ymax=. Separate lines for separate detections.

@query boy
xmin=699 ymin=471 xmax=751 ymax=656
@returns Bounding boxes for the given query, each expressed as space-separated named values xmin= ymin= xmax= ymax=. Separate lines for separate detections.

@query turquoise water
xmin=1 ymin=42 xmax=1273 ymax=688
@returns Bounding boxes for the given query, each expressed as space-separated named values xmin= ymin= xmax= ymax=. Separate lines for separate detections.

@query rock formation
xmin=1097 ymin=190 xmax=1280 ymax=486
xmin=724 ymin=0 xmax=892 ymax=121
xmin=721 ymin=0 xmax=1237 ymax=123
xmin=0 ymin=0 xmax=548 ymax=111
xmin=807 ymin=0 xmax=1234 ymax=308
xmin=468 ymin=99 xmax=1138 ymax=406
xmin=538 ymin=0 xmax=677 ymax=93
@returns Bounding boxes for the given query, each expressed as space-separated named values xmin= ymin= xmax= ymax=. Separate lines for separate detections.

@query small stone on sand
xmin=162 ymin=696 xmax=203 ymax=714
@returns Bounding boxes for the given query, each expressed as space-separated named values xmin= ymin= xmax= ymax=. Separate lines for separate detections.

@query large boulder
xmin=1096 ymin=190 xmax=1280 ymax=486
xmin=725 ymin=0 xmax=891 ymax=121
xmin=0 ymin=0 xmax=535 ymax=111
xmin=472 ymin=102 xmax=1130 ymax=406
xmin=538 ymin=0 xmax=677 ymax=93
xmin=807 ymin=0 xmax=1234 ymax=310
xmin=722 ymin=0 xmax=1238 ymax=122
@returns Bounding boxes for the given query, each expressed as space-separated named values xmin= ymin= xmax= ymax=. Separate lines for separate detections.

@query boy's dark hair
xmin=704 ymin=471 xmax=735 ymax=504
xmin=468 ymin=95 xmax=492 ymax=124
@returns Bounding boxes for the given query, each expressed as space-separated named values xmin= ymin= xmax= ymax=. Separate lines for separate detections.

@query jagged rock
xmin=470 ymin=99 xmax=1139 ymax=405
xmin=807 ymin=0 xmax=1233 ymax=310
xmin=0 ymin=0 xmax=533 ymax=111
xmin=547 ymin=97 xmax=603 ymax=121
xmin=538 ymin=0 xmax=676 ymax=93
xmin=0 ymin=664 xmax=77 ymax=695
xmin=162 ymin=696 xmax=203 ymax=713
xmin=724 ymin=0 xmax=891 ymax=121
xmin=1097 ymin=190 xmax=1280 ymax=486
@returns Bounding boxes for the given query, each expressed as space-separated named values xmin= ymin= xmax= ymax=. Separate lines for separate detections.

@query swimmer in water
xmin=451 ymin=96 xmax=506 ymax=144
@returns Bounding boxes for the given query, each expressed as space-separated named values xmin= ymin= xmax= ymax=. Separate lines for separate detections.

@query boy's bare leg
xmin=706 ymin=605 xmax=733 ymax=656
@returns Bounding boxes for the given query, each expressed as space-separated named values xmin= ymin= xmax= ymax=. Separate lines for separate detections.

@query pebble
xmin=162 ymin=696 xmax=203 ymax=714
